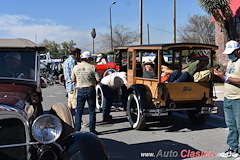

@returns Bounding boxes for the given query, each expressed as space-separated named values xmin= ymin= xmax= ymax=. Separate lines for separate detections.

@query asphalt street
xmin=42 ymin=84 xmax=233 ymax=160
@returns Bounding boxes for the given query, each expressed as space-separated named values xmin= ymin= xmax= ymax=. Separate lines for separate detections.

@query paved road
xmin=42 ymin=84 xmax=233 ymax=160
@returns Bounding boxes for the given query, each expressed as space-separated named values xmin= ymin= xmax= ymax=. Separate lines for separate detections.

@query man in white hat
xmin=214 ymin=40 xmax=240 ymax=159
xmin=71 ymin=51 xmax=101 ymax=135
xmin=96 ymin=53 xmax=107 ymax=65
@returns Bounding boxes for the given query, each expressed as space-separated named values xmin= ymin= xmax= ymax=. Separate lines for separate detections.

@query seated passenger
xmin=142 ymin=62 xmax=157 ymax=79
xmin=167 ymin=55 xmax=210 ymax=82
xmin=154 ymin=54 xmax=170 ymax=67
xmin=161 ymin=65 xmax=173 ymax=82
xmin=0 ymin=52 xmax=34 ymax=79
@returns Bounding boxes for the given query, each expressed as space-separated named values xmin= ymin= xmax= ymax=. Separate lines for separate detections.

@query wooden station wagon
xmin=96 ymin=43 xmax=219 ymax=130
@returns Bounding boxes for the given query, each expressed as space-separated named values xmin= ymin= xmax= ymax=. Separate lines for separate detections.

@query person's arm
xmin=214 ymin=68 xmax=240 ymax=85
xmin=94 ymin=67 xmax=101 ymax=83
xmin=71 ymin=67 xmax=76 ymax=83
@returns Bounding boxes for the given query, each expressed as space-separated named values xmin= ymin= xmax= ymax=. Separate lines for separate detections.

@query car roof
xmin=115 ymin=43 xmax=218 ymax=51
xmin=0 ymin=38 xmax=45 ymax=51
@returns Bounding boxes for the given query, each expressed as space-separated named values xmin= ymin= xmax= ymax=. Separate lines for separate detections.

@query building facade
xmin=214 ymin=0 xmax=240 ymax=66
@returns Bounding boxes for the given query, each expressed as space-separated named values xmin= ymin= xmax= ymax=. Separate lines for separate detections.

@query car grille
xmin=0 ymin=118 xmax=27 ymax=160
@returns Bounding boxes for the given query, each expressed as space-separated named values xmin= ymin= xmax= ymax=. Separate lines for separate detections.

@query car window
xmin=0 ymin=51 xmax=36 ymax=81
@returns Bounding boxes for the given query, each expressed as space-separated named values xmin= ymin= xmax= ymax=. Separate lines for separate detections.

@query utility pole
xmin=139 ymin=0 xmax=143 ymax=45
xmin=147 ymin=23 xmax=150 ymax=44
xmin=110 ymin=2 xmax=116 ymax=52
xmin=173 ymin=0 xmax=176 ymax=43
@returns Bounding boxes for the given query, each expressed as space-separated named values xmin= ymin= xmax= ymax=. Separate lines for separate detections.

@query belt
xmin=77 ymin=86 xmax=94 ymax=89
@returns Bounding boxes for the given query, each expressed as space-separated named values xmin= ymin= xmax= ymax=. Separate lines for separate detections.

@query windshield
xmin=0 ymin=51 xmax=37 ymax=81
xmin=142 ymin=52 xmax=157 ymax=57
xmin=142 ymin=52 xmax=157 ymax=63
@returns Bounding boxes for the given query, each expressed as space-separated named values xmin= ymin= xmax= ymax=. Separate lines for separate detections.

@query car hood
xmin=0 ymin=84 xmax=33 ymax=109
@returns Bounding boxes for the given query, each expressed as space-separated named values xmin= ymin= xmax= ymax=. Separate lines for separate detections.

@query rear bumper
xmin=143 ymin=106 xmax=218 ymax=117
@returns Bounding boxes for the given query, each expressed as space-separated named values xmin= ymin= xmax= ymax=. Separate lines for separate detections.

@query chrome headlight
xmin=32 ymin=114 xmax=62 ymax=144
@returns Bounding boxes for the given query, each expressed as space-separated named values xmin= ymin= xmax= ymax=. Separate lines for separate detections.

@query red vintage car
xmin=95 ymin=54 xmax=120 ymax=77
xmin=56 ymin=54 xmax=121 ymax=86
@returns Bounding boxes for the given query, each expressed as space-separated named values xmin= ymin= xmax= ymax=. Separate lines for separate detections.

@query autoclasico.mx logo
xmin=140 ymin=149 xmax=221 ymax=158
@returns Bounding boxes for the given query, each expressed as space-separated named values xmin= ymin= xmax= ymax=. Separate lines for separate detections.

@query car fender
xmin=49 ymin=103 xmax=74 ymax=142
xmin=60 ymin=132 xmax=109 ymax=160
xmin=127 ymin=84 xmax=153 ymax=110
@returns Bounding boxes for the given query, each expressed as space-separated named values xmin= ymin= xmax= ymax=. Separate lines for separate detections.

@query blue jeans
xmin=224 ymin=97 xmax=240 ymax=152
xmin=167 ymin=70 xmax=193 ymax=82
xmin=75 ymin=87 xmax=96 ymax=132
xmin=101 ymin=84 xmax=114 ymax=116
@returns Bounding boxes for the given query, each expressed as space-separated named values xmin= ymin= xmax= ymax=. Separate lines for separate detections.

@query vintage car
xmin=0 ymin=38 xmax=108 ymax=160
xmin=96 ymin=43 xmax=219 ymax=130
xmin=59 ymin=54 xmax=120 ymax=87
xmin=94 ymin=54 xmax=120 ymax=77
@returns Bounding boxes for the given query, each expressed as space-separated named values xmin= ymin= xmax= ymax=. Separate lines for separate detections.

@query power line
xmin=79 ymin=25 xmax=180 ymax=49
xmin=150 ymin=26 xmax=181 ymax=36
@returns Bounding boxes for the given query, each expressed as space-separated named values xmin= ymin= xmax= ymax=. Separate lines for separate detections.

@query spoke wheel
xmin=127 ymin=92 xmax=146 ymax=130
xmin=102 ymin=68 xmax=116 ymax=77
xmin=96 ymin=84 xmax=104 ymax=112
xmin=58 ymin=74 xmax=65 ymax=86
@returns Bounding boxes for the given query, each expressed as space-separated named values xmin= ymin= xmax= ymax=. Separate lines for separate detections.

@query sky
xmin=0 ymin=0 xmax=207 ymax=53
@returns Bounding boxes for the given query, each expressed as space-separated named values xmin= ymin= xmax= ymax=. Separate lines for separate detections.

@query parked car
xmin=0 ymin=38 xmax=108 ymax=160
xmin=96 ymin=43 xmax=219 ymax=130
xmin=40 ymin=52 xmax=61 ymax=68
xmin=95 ymin=54 xmax=120 ymax=77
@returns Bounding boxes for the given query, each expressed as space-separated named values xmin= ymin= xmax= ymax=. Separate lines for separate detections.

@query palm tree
xmin=198 ymin=0 xmax=239 ymax=40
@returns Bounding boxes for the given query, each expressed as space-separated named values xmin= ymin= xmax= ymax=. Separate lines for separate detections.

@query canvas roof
xmin=0 ymin=38 xmax=45 ymax=51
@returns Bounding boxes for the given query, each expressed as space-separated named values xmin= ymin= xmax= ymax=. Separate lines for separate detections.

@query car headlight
xmin=32 ymin=114 xmax=62 ymax=144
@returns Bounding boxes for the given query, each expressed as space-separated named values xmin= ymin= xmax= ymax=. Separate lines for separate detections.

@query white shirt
xmin=96 ymin=57 xmax=107 ymax=65
xmin=101 ymin=72 xmax=127 ymax=90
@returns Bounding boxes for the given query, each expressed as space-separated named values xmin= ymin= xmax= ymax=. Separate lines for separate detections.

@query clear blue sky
xmin=0 ymin=0 xmax=207 ymax=52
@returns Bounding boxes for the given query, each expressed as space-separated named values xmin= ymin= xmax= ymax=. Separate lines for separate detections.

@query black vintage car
xmin=0 ymin=38 xmax=108 ymax=160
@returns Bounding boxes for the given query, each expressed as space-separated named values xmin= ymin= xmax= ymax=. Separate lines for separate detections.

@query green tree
xmin=198 ymin=0 xmax=239 ymax=40
xmin=178 ymin=14 xmax=215 ymax=44
xmin=60 ymin=40 xmax=76 ymax=55
xmin=40 ymin=39 xmax=61 ymax=55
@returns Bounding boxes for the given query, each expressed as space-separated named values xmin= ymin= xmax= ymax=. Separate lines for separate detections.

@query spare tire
xmin=102 ymin=68 xmax=116 ymax=77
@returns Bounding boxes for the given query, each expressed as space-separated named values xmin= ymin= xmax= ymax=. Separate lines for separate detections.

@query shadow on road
xmin=101 ymin=138 xmax=215 ymax=160
xmin=144 ymin=112 xmax=226 ymax=132
xmin=95 ymin=109 xmax=226 ymax=135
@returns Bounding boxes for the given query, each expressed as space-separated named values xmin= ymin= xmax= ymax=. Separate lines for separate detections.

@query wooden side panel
xmin=127 ymin=70 xmax=134 ymax=87
xmin=135 ymin=78 xmax=159 ymax=98
xmin=162 ymin=82 xmax=211 ymax=101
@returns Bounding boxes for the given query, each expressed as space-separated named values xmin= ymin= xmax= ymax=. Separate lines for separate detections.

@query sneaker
xmin=103 ymin=115 xmax=113 ymax=122
xmin=219 ymin=148 xmax=239 ymax=158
